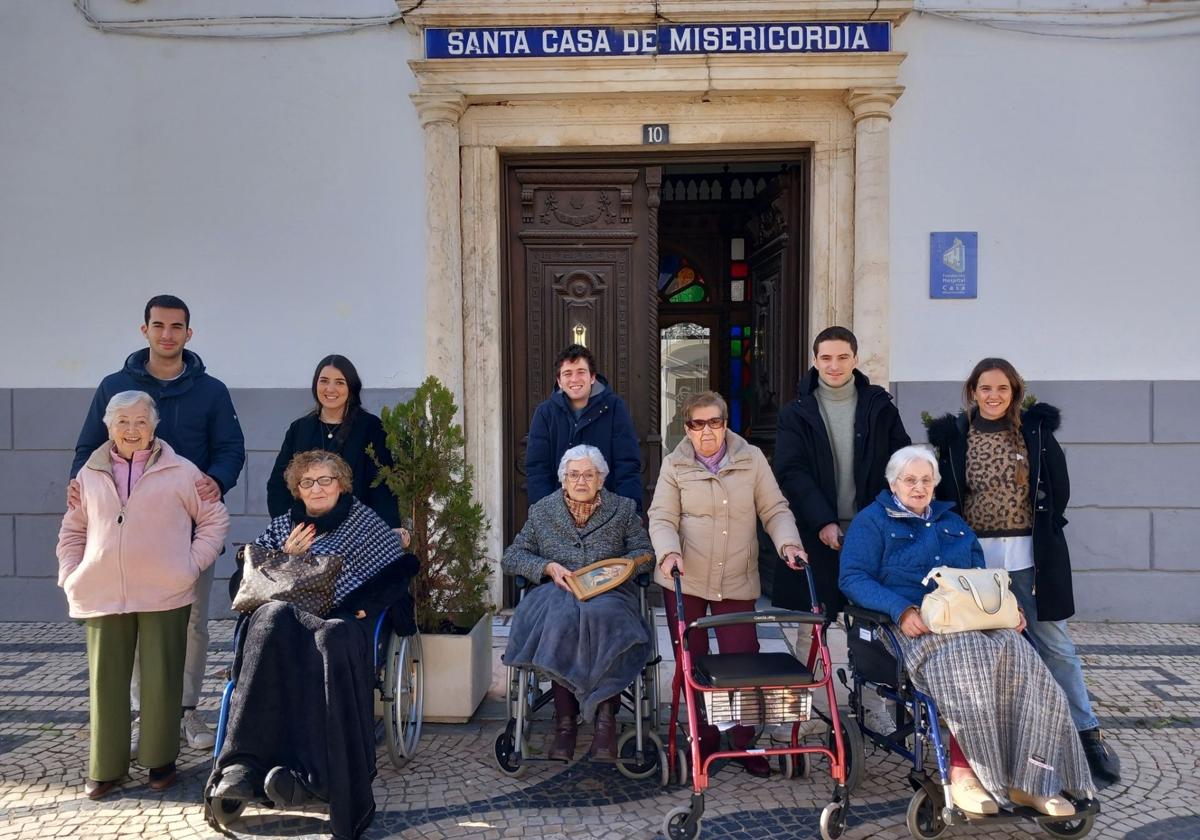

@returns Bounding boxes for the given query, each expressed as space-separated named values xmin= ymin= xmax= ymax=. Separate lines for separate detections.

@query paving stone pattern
xmin=0 ymin=617 xmax=1197 ymax=840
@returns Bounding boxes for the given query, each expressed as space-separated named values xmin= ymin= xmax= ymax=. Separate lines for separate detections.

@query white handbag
xmin=919 ymin=567 xmax=1020 ymax=634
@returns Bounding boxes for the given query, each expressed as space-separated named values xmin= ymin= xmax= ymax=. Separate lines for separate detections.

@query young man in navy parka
xmin=525 ymin=344 xmax=642 ymax=511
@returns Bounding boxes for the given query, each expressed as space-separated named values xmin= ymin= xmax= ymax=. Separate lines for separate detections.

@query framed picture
xmin=566 ymin=556 xmax=647 ymax=601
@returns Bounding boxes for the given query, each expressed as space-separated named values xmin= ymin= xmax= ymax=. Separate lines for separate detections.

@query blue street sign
xmin=425 ymin=22 xmax=891 ymax=59
xmin=930 ymin=232 xmax=978 ymax=299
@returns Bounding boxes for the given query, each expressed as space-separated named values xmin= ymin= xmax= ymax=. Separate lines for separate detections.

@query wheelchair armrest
xmin=845 ymin=605 xmax=893 ymax=627
xmin=635 ymin=572 xmax=651 ymax=588
xmin=513 ymin=575 xmax=529 ymax=590
xmin=690 ymin=608 xmax=824 ymax=631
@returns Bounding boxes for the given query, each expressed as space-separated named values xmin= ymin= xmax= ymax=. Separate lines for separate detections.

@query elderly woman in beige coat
xmin=650 ymin=390 xmax=806 ymax=777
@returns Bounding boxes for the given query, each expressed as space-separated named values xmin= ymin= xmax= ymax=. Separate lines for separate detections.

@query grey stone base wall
xmin=0 ymin=387 xmax=412 ymax=623
xmin=893 ymin=380 xmax=1200 ymax=623
xmin=3 ymin=381 xmax=1197 ymax=623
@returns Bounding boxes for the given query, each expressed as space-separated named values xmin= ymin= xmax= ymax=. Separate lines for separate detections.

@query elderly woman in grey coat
xmin=502 ymin=444 xmax=654 ymax=763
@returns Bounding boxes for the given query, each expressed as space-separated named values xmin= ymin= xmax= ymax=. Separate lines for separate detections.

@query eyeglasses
xmin=685 ymin=417 xmax=726 ymax=431
xmin=566 ymin=471 xmax=599 ymax=483
xmin=897 ymin=476 xmax=935 ymax=489
xmin=298 ymin=476 xmax=337 ymax=489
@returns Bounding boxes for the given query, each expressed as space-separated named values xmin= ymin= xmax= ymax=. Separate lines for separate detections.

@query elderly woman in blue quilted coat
xmin=839 ymin=445 xmax=1093 ymax=820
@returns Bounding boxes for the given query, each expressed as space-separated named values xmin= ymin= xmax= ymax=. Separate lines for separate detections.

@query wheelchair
xmin=492 ymin=572 xmax=667 ymax=783
xmin=841 ymin=605 xmax=1099 ymax=840
xmin=204 ymin=608 xmax=424 ymax=831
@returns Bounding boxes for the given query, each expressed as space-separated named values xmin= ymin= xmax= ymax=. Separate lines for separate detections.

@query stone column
xmin=846 ymin=86 xmax=902 ymax=387
xmin=412 ymin=93 xmax=467 ymax=407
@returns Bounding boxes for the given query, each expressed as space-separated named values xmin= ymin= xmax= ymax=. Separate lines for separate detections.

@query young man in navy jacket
xmin=524 ymin=344 xmax=643 ymax=511
xmin=69 ymin=295 xmax=245 ymax=752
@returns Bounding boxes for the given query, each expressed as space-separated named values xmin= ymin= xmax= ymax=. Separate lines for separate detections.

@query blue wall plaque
xmin=929 ymin=232 xmax=978 ymax=299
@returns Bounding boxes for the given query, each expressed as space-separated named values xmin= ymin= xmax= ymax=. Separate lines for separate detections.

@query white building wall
xmin=889 ymin=13 xmax=1200 ymax=382
xmin=0 ymin=1 xmax=427 ymax=390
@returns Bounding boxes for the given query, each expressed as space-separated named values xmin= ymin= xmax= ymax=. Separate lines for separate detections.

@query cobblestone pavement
xmin=1 ymin=616 xmax=1197 ymax=840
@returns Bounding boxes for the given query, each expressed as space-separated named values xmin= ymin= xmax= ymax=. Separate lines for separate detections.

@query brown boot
xmin=590 ymin=697 xmax=619 ymax=762
xmin=547 ymin=682 xmax=579 ymax=762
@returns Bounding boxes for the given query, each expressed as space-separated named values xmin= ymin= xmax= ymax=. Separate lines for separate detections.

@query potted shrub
xmin=373 ymin=376 xmax=494 ymax=722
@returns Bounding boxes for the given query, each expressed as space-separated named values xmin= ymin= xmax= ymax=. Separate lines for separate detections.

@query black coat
xmin=927 ymin=402 xmax=1075 ymax=621
xmin=267 ymin=411 xmax=401 ymax=528
xmin=771 ymin=368 xmax=911 ymax=614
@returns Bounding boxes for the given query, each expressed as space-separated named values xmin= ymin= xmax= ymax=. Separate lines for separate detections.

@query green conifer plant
xmin=372 ymin=376 xmax=492 ymax=633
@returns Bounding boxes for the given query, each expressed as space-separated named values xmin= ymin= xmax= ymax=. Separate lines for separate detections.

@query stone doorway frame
xmin=405 ymin=2 xmax=910 ymax=597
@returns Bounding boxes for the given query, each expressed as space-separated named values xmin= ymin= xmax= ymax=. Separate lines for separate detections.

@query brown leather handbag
xmin=232 ymin=545 xmax=344 ymax=618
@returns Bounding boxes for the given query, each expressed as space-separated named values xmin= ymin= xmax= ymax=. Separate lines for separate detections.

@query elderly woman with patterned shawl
xmin=839 ymin=445 xmax=1094 ymax=820
xmin=502 ymin=444 xmax=654 ymax=764
xmin=206 ymin=451 xmax=416 ymax=840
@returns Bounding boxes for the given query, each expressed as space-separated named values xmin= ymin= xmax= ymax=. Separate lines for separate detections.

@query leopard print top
xmin=963 ymin=415 xmax=1033 ymax=538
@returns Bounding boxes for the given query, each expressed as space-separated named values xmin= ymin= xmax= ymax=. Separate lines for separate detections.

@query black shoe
xmin=211 ymin=763 xmax=261 ymax=801
xmin=1079 ymin=727 xmax=1121 ymax=786
xmin=147 ymin=762 xmax=177 ymax=792
xmin=264 ymin=766 xmax=314 ymax=807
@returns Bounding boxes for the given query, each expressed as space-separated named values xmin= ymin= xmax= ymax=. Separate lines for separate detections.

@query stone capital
xmin=845 ymin=86 xmax=904 ymax=124
xmin=411 ymin=93 xmax=467 ymax=128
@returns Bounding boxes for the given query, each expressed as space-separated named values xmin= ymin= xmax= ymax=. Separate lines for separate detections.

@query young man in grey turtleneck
xmin=771 ymin=326 xmax=911 ymax=617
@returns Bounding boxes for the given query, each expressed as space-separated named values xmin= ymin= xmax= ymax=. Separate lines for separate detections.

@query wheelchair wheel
xmin=615 ymin=728 xmax=667 ymax=784
xmin=383 ymin=632 xmax=424 ymax=767
xmin=494 ymin=718 xmax=528 ymax=777
xmin=1040 ymin=812 xmax=1096 ymax=839
xmin=819 ymin=800 xmax=847 ymax=840
xmin=905 ymin=784 xmax=947 ymax=839
xmin=662 ymin=805 xmax=701 ymax=840
xmin=672 ymin=745 xmax=689 ymax=787
xmin=827 ymin=709 xmax=865 ymax=793
xmin=778 ymin=752 xmax=809 ymax=780
xmin=209 ymin=797 xmax=246 ymax=829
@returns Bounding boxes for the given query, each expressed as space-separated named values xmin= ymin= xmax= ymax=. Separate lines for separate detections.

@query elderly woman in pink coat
xmin=57 ymin=390 xmax=229 ymax=800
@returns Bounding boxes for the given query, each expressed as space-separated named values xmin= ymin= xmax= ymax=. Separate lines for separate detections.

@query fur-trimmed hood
xmin=927 ymin=401 xmax=1061 ymax=450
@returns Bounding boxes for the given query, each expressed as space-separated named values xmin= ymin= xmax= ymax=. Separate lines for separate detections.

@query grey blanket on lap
xmin=503 ymin=582 xmax=651 ymax=720
xmin=891 ymin=628 xmax=1094 ymax=806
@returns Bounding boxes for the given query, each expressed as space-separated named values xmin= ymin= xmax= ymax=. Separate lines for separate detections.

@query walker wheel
xmin=210 ymin=797 xmax=246 ymax=829
xmin=1040 ymin=812 xmax=1096 ymax=839
xmin=905 ymin=784 xmax=947 ymax=839
xmin=819 ymin=801 xmax=847 ymax=840
xmin=493 ymin=719 xmax=527 ymax=778
xmin=662 ymin=805 xmax=701 ymax=840
xmin=828 ymin=709 xmax=865 ymax=793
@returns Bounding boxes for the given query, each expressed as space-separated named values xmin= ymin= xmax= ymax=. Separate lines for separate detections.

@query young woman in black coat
xmin=927 ymin=357 xmax=1120 ymax=785
xmin=266 ymin=355 xmax=404 ymax=531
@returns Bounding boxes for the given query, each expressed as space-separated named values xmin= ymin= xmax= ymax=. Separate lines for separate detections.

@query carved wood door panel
xmin=504 ymin=166 xmax=662 ymax=552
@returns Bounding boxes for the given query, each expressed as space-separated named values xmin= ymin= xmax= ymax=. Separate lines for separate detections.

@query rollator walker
xmin=663 ymin=564 xmax=858 ymax=840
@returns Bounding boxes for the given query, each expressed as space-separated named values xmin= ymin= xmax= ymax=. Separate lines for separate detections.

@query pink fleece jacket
xmin=56 ymin=439 xmax=230 ymax=619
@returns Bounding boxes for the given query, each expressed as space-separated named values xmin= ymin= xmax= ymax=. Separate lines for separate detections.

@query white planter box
xmin=420 ymin=614 xmax=492 ymax=723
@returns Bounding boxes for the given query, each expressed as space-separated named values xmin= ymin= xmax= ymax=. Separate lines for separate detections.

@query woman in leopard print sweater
xmin=927 ymin=358 xmax=1121 ymax=786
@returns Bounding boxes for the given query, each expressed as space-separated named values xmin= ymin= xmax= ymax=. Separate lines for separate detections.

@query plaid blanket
xmin=892 ymin=628 xmax=1094 ymax=805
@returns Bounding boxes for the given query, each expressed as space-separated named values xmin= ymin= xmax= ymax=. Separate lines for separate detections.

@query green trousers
xmin=86 ymin=605 xmax=190 ymax=781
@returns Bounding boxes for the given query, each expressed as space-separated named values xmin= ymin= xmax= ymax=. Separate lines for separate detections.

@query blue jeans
xmin=1009 ymin=567 xmax=1098 ymax=731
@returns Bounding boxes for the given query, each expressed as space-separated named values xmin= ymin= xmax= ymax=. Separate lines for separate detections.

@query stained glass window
xmin=729 ymin=325 xmax=754 ymax=433
xmin=659 ymin=254 xmax=708 ymax=303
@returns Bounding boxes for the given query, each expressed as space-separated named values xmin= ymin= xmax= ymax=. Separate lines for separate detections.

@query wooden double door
xmin=502 ymin=160 xmax=806 ymax=554
xmin=503 ymin=166 xmax=664 ymax=545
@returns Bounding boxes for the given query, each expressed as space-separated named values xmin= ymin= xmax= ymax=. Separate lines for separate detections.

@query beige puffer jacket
xmin=650 ymin=431 xmax=802 ymax=601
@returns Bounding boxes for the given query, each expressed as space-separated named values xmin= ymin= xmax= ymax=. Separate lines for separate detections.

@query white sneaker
xmin=181 ymin=709 xmax=216 ymax=750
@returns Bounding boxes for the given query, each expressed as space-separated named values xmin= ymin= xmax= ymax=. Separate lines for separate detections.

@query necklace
xmin=320 ymin=420 xmax=340 ymax=441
